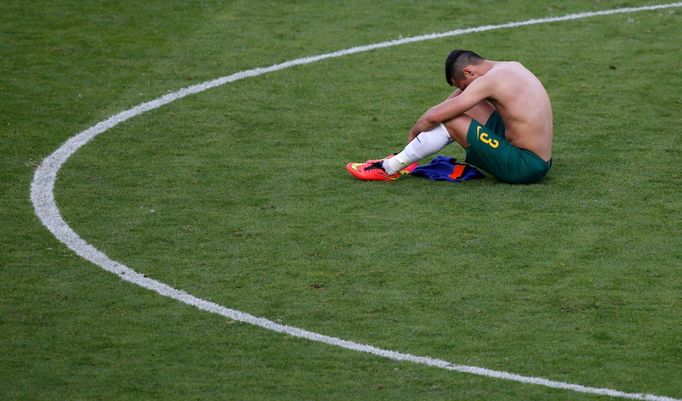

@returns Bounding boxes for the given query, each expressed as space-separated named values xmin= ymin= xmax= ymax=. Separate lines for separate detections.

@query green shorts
xmin=465 ymin=111 xmax=552 ymax=184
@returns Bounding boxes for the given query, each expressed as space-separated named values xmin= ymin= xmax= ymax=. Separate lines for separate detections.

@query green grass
xmin=1 ymin=1 xmax=681 ymax=400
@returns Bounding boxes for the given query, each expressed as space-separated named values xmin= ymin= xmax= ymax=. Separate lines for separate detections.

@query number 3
xmin=477 ymin=126 xmax=500 ymax=149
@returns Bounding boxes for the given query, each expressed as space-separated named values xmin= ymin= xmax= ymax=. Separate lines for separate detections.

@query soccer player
xmin=347 ymin=50 xmax=553 ymax=184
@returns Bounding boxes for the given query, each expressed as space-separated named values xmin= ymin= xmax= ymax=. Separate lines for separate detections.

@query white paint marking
xmin=31 ymin=3 xmax=682 ymax=400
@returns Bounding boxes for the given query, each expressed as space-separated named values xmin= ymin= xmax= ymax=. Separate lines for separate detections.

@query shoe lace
xmin=365 ymin=161 xmax=385 ymax=171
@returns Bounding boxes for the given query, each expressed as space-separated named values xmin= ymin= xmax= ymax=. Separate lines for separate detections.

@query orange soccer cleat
xmin=400 ymin=160 xmax=418 ymax=174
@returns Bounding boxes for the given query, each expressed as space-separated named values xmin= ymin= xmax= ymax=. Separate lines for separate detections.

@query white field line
xmin=30 ymin=3 xmax=682 ymax=400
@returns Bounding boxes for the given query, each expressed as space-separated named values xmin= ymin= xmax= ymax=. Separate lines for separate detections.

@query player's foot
xmin=346 ymin=158 xmax=418 ymax=181
xmin=346 ymin=160 xmax=399 ymax=181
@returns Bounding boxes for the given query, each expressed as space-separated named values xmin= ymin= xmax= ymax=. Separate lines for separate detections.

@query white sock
xmin=382 ymin=124 xmax=452 ymax=174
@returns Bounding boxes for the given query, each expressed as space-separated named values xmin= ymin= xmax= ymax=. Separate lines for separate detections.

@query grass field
xmin=2 ymin=1 xmax=681 ymax=400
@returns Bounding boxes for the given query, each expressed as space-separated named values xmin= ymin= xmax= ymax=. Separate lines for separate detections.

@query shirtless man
xmin=347 ymin=50 xmax=553 ymax=184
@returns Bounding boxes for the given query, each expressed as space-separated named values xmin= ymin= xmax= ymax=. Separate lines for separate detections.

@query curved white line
xmin=31 ymin=3 xmax=682 ymax=400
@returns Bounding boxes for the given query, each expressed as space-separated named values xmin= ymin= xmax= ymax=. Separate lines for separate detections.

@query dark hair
xmin=444 ymin=50 xmax=484 ymax=86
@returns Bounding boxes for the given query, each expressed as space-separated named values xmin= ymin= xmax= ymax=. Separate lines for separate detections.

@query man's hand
xmin=408 ymin=90 xmax=462 ymax=141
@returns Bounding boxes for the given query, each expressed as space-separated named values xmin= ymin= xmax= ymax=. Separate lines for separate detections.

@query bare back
xmin=484 ymin=61 xmax=553 ymax=160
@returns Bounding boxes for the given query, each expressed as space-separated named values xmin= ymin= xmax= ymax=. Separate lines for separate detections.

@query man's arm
xmin=446 ymin=89 xmax=462 ymax=99
xmin=409 ymin=78 xmax=490 ymax=141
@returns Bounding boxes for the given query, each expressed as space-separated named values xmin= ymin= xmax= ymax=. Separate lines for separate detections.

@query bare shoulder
xmin=486 ymin=62 xmax=543 ymax=93
xmin=488 ymin=61 xmax=530 ymax=79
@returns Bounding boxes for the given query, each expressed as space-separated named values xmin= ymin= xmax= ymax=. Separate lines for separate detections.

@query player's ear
xmin=462 ymin=66 xmax=475 ymax=78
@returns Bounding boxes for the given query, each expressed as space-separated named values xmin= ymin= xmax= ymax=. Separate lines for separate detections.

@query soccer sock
xmin=382 ymin=124 xmax=452 ymax=174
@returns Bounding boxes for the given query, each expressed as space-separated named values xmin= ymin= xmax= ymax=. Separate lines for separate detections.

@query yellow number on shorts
xmin=477 ymin=126 xmax=500 ymax=149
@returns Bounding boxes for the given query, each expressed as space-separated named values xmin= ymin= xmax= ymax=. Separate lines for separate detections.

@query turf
xmin=1 ymin=1 xmax=680 ymax=400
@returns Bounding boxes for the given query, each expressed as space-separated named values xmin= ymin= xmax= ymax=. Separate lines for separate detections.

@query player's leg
xmin=347 ymin=100 xmax=495 ymax=180
xmin=382 ymin=124 xmax=452 ymax=174
xmin=383 ymin=101 xmax=494 ymax=174
xmin=346 ymin=123 xmax=452 ymax=181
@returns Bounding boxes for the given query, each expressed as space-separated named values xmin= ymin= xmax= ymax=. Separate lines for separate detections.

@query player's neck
xmin=479 ymin=60 xmax=496 ymax=73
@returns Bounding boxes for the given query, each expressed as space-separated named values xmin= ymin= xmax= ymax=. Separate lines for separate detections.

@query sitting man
xmin=347 ymin=50 xmax=553 ymax=184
